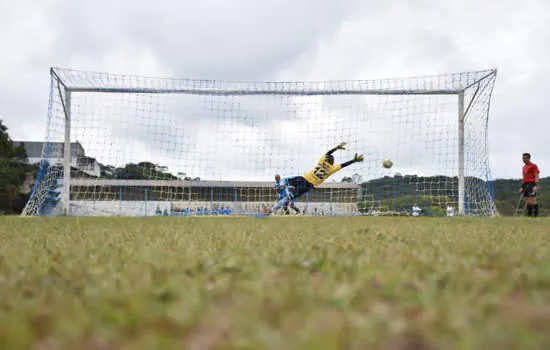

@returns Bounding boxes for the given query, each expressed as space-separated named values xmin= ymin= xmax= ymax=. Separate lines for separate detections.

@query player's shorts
xmin=286 ymin=176 xmax=314 ymax=199
xmin=521 ymin=182 xmax=537 ymax=197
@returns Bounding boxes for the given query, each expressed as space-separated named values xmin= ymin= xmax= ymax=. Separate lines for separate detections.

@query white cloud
xmin=1 ymin=0 xmax=549 ymax=182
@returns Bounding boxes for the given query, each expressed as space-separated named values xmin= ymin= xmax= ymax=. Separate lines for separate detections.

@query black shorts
xmin=287 ymin=176 xmax=314 ymax=199
xmin=522 ymin=182 xmax=537 ymax=197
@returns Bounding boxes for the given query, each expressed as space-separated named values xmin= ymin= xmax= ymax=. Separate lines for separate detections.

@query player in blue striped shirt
xmin=270 ymin=174 xmax=300 ymax=215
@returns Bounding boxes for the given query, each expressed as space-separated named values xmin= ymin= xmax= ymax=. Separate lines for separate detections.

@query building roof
xmin=67 ymin=179 xmax=360 ymax=189
xmin=76 ymin=156 xmax=99 ymax=166
xmin=14 ymin=141 xmax=85 ymax=158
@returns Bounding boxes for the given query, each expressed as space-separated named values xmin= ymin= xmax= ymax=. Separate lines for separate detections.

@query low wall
xmin=69 ymin=200 xmax=359 ymax=216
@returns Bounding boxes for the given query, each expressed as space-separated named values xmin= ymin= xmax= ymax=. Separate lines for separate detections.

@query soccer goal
xmin=21 ymin=68 xmax=498 ymax=217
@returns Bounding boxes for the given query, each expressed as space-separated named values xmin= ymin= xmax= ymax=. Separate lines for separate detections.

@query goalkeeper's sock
xmin=526 ymin=204 xmax=533 ymax=217
xmin=533 ymin=204 xmax=539 ymax=217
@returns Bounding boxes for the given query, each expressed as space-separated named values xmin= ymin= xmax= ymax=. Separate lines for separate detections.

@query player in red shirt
xmin=520 ymin=153 xmax=540 ymax=217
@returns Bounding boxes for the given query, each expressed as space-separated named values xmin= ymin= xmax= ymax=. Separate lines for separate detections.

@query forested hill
xmin=358 ymin=175 xmax=549 ymax=216
xmin=491 ymin=177 xmax=549 ymax=215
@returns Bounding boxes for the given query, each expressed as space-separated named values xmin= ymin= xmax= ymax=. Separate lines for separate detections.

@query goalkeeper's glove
xmin=353 ymin=153 xmax=364 ymax=162
xmin=337 ymin=142 xmax=347 ymax=150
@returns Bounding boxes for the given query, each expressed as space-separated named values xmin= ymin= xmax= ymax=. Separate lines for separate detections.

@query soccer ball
xmin=383 ymin=159 xmax=393 ymax=169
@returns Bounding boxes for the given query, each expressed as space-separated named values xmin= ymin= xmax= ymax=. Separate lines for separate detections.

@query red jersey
xmin=523 ymin=162 xmax=540 ymax=182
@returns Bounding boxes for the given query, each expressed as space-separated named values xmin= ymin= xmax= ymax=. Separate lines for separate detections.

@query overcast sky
xmin=1 ymin=0 xmax=549 ymax=180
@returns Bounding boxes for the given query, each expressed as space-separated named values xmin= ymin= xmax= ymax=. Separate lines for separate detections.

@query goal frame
xmin=47 ymin=67 xmax=497 ymax=217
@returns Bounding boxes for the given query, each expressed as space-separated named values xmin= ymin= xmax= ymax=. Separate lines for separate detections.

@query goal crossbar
xmin=66 ymin=87 xmax=463 ymax=95
xmin=51 ymin=67 xmax=497 ymax=96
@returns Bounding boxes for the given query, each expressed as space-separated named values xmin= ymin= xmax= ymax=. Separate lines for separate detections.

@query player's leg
xmin=272 ymin=197 xmax=287 ymax=211
xmin=524 ymin=183 xmax=535 ymax=217
xmin=533 ymin=197 xmax=539 ymax=217
xmin=283 ymin=192 xmax=292 ymax=214
xmin=264 ymin=196 xmax=286 ymax=215
xmin=520 ymin=183 xmax=529 ymax=216
xmin=529 ymin=183 xmax=539 ymax=217
xmin=526 ymin=198 xmax=533 ymax=217
xmin=288 ymin=199 xmax=300 ymax=214
xmin=282 ymin=186 xmax=300 ymax=214
xmin=282 ymin=200 xmax=290 ymax=215
xmin=288 ymin=176 xmax=314 ymax=199
xmin=530 ymin=183 xmax=539 ymax=217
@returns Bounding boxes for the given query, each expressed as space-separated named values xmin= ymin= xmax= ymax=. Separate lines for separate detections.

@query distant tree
xmin=358 ymin=173 xmax=549 ymax=217
xmin=341 ymin=176 xmax=353 ymax=183
xmin=97 ymin=161 xmax=179 ymax=180
xmin=99 ymin=163 xmax=117 ymax=178
xmin=0 ymin=120 xmax=27 ymax=161
xmin=0 ymin=120 xmax=29 ymax=214
xmin=136 ymin=161 xmax=157 ymax=169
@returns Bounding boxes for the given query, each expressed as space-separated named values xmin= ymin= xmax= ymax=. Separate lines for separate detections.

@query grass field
xmin=1 ymin=216 xmax=550 ymax=349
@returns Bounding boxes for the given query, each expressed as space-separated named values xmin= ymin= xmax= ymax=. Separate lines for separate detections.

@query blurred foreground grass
xmin=0 ymin=216 xmax=549 ymax=349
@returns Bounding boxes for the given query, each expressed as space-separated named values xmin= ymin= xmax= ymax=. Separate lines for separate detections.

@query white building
xmin=14 ymin=141 xmax=101 ymax=178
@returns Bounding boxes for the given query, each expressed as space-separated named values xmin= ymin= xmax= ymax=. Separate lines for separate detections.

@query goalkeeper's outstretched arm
xmin=326 ymin=142 xmax=347 ymax=155
xmin=340 ymin=153 xmax=364 ymax=168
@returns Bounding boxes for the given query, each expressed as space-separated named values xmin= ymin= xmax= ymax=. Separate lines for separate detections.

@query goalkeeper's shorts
xmin=287 ymin=176 xmax=314 ymax=199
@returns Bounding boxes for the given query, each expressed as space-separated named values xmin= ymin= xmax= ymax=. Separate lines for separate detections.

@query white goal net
xmin=21 ymin=68 xmax=498 ymax=217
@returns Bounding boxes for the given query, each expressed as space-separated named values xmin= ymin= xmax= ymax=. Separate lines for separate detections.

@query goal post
xmin=458 ymin=91 xmax=465 ymax=216
xmin=62 ymin=88 xmax=72 ymax=216
xmin=21 ymin=67 xmax=498 ymax=217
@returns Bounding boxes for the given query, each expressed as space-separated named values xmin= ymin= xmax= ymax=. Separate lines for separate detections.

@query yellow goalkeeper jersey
xmin=303 ymin=154 xmax=343 ymax=186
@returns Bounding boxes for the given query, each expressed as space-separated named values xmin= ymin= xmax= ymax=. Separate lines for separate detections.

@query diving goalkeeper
xmin=265 ymin=142 xmax=363 ymax=214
